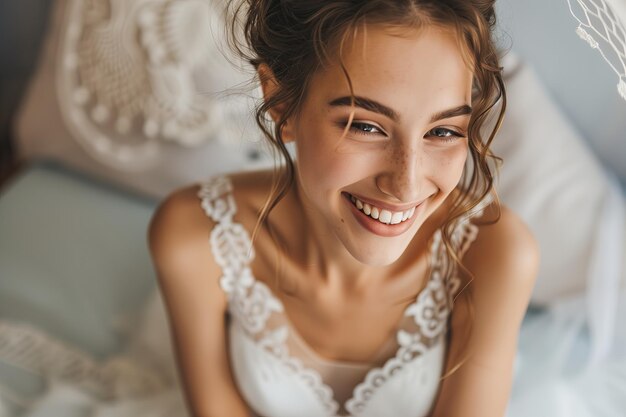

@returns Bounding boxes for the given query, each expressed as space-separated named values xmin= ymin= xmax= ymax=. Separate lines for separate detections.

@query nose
xmin=376 ymin=142 xmax=425 ymax=204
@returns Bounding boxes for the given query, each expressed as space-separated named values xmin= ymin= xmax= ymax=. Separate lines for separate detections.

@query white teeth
xmin=379 ymin=209 xmax=392 ymax=224
xmin=350 ymin=194 xmax=418 ymax=225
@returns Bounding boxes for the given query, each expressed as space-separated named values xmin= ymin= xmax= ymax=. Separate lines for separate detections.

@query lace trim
xmin=256 ymin=325 xmax=340 ymax=415
xmin=0 ymin=320 xmax=167 ymax=401
xmin=399 ymin=214 xmax=481 ymax=345
xmin=197 ymin=175 xmax=487 ymax=416
xmin=198 ymin=177 xmax=283 ymax=335
xmin=451 ymin=217 xmax=481 ymax=260
xmin=344 ymin=335 xmax=432 ymax=415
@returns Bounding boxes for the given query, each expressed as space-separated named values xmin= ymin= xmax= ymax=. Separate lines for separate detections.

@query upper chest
xmin=241 ymin=223 xmax=434 ymax=364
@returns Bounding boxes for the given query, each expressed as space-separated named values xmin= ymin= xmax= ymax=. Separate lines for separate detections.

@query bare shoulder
xmin=463 ymin=202 xmax=540 ymax=289
xmin=146 ymin=182 xmax=229 ymax=311
xmin=147 ymin=169 xmax=275 ymax=272
xmin=148 ymin=169 xmax=273 ymax=249
xmin=147 ymin=182 xmax=214 ymax=264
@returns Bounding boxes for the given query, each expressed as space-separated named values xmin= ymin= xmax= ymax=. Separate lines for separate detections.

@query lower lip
xmin=342 ymin=193 xmax=422 ymax=237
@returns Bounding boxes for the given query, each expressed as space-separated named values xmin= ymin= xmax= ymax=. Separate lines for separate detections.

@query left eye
xmin=427 ymin=127 xmax=465 ymax=142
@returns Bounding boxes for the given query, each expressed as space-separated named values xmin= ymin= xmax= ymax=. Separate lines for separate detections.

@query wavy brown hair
xmin=225 ymin=0 xmax=506 ymax=378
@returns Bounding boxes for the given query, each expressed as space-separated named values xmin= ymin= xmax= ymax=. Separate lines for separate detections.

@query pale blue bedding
xmin=0 ymin=161 xmax=160 ymax=414
xmin=0 ymin=161 xmax=158 ymax=357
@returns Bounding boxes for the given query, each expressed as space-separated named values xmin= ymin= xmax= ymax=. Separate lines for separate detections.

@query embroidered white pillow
xmin=14 ymin=0 xmax=273 ymax=200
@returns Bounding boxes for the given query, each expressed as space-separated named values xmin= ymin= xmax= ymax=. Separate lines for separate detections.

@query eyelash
xmin=346 ymin=121 xmax=465 ymax=143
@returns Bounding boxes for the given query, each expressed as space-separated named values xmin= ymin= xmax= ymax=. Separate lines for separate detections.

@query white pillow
xmin=492 ymin=53 xmax=611 ymax=305
xmin=14 ymin=0 xmax=273 ymax=200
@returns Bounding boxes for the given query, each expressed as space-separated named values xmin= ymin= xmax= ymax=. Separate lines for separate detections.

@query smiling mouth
xmin=345 ymin=193 xmax=417 ymax=225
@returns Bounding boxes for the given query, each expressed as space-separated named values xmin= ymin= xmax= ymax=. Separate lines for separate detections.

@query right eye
xmin=349 ymin=122 xmax=385 ymax=136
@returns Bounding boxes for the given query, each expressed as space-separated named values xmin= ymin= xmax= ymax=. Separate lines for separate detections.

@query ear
xmin=257 ymin=63 xmax=296 ymax=143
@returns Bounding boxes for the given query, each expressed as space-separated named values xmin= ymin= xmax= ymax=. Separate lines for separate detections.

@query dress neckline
xmin=246 ymin=231 xmax=442 ymax=370
xmin=233 ymin=231 xmax=444 ymax=414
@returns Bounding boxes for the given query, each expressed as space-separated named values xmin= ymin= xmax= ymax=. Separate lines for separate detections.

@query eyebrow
xmin=328 ymin=96 xmax=472 ymax=124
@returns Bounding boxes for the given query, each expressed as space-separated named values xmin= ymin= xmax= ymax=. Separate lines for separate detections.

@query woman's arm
xmin=429 ymin=205 xmax=540 ymax=417
xmin=148 ymin=186 xmax=251 ymax=417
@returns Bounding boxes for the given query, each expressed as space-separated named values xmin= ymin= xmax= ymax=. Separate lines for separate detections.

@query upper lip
xmin=345 ymin=192 xmax=427 ymax=212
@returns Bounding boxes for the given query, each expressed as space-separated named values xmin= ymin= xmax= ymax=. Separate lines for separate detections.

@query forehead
xmin=310 ymin=24 xmax=473 ymax=118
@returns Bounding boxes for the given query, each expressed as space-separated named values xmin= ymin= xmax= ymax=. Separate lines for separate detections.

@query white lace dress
xmin=197 ymin=175 xmax=486 ymax=417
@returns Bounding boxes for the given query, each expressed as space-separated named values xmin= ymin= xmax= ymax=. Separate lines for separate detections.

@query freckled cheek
xmin=430 ymin=145 xmax=468 ymax=187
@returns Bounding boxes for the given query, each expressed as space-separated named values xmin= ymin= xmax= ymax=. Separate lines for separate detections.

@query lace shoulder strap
xmin=196 ymin=175 xmax=281 ymax=334
xmin=197 ymin=175 xmax=237 ymax=224
xmin=446 ymin=192 xmax=495 ymax=301
xmin=452 ymin=191 xmax=494 ymax=259
xmin=196 ymin=175 xmax=254 ymax=288
xmin=409 ymin=190 xmax=493 ymax=320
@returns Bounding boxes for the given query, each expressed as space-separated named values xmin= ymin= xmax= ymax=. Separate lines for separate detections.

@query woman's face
xmin=287 ymin=24 xmax=473 ymax=266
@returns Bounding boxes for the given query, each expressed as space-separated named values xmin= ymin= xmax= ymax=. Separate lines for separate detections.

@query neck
xmin=294 ymin=181 xmax=373 ymax=291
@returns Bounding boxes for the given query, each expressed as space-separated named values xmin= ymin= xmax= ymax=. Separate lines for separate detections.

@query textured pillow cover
xmin=14 ymin=0 xmax=273 ymax=200
xmin=492 ymin=53 xmax=611 ymax=305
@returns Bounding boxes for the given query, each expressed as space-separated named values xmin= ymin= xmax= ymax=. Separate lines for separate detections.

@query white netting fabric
xmin=567 ymin=0 xmax=626 ymax=100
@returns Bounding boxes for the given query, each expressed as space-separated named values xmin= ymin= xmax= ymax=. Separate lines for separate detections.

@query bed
xmin=1 ymin=1 xmax=625 ymax=416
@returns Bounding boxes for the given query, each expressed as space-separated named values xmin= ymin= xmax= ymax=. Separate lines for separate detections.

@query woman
xmin=148 ymin=1 xmax=539 ymax=416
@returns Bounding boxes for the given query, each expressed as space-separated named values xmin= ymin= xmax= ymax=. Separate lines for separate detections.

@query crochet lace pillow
xmin=14 ymin=0 xmax=273 ymax=199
